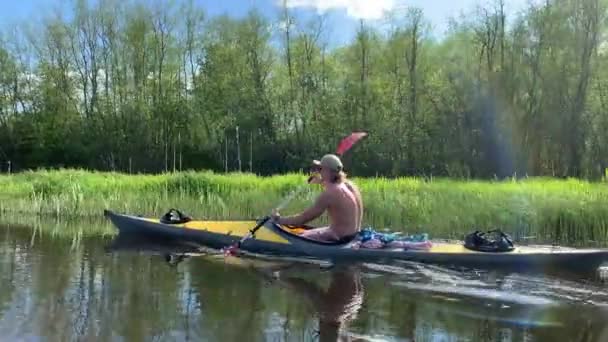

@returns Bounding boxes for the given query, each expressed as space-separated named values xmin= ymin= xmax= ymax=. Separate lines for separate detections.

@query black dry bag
xmin=464 ymin=229 xmax=515 ymax=252
xmin=160 ymin=208 xmax=192 ymax=224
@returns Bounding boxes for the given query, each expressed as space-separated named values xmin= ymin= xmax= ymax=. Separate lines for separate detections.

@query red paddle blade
xmin=336 ymin=132 xmax=367 ymax=156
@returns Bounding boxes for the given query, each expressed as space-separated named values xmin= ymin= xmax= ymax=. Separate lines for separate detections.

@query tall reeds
xmin=1 ymin=169 xmax=607 ymax=245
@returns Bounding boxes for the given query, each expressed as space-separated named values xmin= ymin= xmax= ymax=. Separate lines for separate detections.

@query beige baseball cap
xmin=312 ymin=154 xmax=343 ymax=172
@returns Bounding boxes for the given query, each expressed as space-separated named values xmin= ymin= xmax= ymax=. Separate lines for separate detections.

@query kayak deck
xmin=104 ymin=210 xmax=608 ymax=273
xmin=138 ymin=217 xmax=298 ymax=244
xmin=127 ymin=215 xmax=587 ymax=255
xmin=129 ymin=216 xmax=504 ymax=254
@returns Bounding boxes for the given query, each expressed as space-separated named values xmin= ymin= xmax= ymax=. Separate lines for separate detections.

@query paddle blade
xmin=336 ymin=132 xmax=367 ymax=156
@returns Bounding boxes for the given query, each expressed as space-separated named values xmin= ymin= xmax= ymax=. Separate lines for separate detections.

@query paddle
xmin=223 ymin=132 xmax=368 ymax=256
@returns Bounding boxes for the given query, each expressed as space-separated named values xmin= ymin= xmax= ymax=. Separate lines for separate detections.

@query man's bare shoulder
xmin=317 ymin=186 xmax=337 ymax=202
xmin=344 ymin=180 xmax=361 ymax=193
xmin=322 ymin=184 xmax=340 ymax=196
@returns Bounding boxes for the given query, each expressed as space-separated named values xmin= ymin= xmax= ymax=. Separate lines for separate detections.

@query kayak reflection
xmin=260 ymin=265 xmax=364 ymax=342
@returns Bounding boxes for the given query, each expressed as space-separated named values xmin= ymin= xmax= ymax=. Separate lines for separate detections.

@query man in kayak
xmin=271 ymin=154 xmax=363 ymax=242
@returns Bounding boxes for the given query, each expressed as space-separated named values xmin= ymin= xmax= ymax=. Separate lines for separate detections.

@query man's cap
xmin=312 ymin=154 xmax=343 ymax=172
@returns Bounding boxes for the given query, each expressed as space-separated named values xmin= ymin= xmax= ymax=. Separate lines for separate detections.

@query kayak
xmin=104 ymin=210 xmax=608 ymax=273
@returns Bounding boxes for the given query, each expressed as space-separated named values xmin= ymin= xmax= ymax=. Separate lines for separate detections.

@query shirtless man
xmin=271 ymin=154 xmax=363 ymax=242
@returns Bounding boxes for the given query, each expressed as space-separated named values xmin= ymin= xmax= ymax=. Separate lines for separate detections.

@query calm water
xmin=2 ymin=221 xmax=608 ymax=342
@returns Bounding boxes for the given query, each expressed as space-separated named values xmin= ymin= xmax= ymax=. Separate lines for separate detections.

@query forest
xmin=0 ymin=0 xmax=607 ymax=179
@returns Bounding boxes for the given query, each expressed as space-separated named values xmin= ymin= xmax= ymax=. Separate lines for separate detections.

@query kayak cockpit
xmin=265 ymin=222 xmax=357 ymax=246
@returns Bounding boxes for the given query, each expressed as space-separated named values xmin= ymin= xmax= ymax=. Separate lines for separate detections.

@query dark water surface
xmin=2 ymin=221 xmax=608 ymax=342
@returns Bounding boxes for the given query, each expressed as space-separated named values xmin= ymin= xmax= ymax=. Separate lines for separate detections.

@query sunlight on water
xmin=392 ymin=281 xmax=557 ymax=306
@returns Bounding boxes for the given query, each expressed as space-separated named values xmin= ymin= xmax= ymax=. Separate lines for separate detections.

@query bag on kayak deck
xmin=464 ymin=229 xmax=514 ymax=252
xmin=160 ymin=208 xmax=192 ymax=224
xmin=355 ymin=228 xmax=432 ymax=250
xmin=358 ymin=227 xmax=428 ymax=244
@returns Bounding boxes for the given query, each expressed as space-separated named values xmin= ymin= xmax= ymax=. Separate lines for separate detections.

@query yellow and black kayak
xmin=104 ymin=210 xmax=608 ymax=273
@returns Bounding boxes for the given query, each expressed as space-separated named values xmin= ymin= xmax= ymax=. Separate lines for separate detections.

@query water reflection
xmin=3 ymin=224 xmax=608 ymax=341
xmin=253 ymin=265 xmax=364 ymax=341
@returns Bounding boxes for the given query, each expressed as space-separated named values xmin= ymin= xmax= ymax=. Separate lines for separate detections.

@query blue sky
xmin=0 ymin=0 xmax=531 ymax=45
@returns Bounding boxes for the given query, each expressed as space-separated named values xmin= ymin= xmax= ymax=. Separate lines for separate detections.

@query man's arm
xmin=278 ymin=191 xmax=330 ymax=226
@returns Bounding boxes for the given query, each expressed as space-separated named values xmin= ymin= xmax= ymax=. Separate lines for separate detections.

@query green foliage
xmin=1 ymin=169 xmax=608 ymax=246
xmin=0 ymin=0 xmax=608 ymax=180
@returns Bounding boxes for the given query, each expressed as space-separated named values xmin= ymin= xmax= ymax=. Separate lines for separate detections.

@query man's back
xmin=345 ymin=180 xmax=363 ymax=230
xmin=325 ymin=181 xmax=361 ymax=238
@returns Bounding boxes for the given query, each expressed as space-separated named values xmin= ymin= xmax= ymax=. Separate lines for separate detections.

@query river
xmin=2 ymin=221 xmax=608 ymax=341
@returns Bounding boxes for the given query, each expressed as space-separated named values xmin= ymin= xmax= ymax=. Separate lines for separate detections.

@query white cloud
xmin=283 ymin=0 xmax=396 ymax=20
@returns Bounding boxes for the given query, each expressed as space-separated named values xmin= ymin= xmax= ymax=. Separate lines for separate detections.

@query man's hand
xmin=307 ymin=172 xmax=322 ymax=184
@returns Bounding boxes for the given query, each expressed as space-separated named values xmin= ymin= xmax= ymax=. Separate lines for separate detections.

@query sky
xmin=0 ymin=0 xmax=531 ymax=46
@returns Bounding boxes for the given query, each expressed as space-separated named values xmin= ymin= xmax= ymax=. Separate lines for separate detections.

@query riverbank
xmin=1 ymin=169 xmax=607 ymax=245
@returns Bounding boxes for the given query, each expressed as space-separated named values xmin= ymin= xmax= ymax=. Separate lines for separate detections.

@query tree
xmin=1 ymin=0 xmax=607 ymax=179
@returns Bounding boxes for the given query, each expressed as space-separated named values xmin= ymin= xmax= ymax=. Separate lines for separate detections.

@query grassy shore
xmin=1 ymin=169 xmax=608 ymax=245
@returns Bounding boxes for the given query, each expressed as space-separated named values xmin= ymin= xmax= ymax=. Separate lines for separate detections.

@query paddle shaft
xmin=234 ymin=179 xmax=313 ymax=248
xmin=235 ymin=216 xmax=271 ymax=248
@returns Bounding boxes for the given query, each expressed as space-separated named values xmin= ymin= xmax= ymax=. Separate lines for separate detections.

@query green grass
xmin=1 ymin=169 xmax=608 ymax=246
